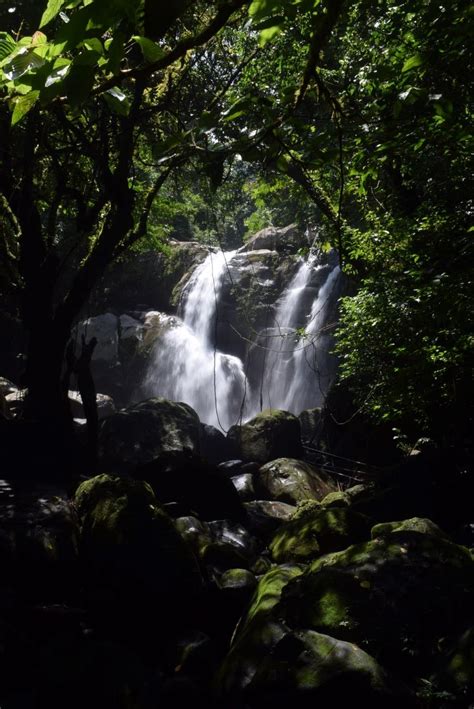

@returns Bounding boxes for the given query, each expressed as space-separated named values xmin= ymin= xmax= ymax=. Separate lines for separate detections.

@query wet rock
xmin=228 ymin=409 xmax=303 ymax=464
xmin=256 ymin=457 xmax=336 ymax=505
xmin=205 ymin=520 xmax=259 ymax=570
xmin=199 ymin=423 xmax=238 ymax=464
xmin=244 ymin=500 xmax=296 ymax=539
xmin=0 ymin=376 xmax=18 ymax=397
xmin=218 ymin=568 xmax=257 ymax=593
xmin=269 ymin=506 xmax=372 ymax=564
xmin=231 ymin=473 xmax=256 ymax=501
xmin=99 ymin=397 xmax=200 ymax=472
xmin=175 ymin=515 xmax=212 ymax=554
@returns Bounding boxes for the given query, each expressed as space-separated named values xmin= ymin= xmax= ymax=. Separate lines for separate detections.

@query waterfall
xmin=144 ymin=246 xmax=342 ymax=429
xmin=247 ymin=258 xmax=341 ymax=416
xmin=144 ymin=250 xmax=249 ymax=431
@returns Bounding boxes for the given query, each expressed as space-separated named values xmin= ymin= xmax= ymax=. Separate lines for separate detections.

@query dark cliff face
xmin=86 ymin=241 xmax=209 ymax=318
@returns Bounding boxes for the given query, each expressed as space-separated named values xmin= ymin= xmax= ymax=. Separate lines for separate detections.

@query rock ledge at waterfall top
xmin=240 ymin=224 xmax=309 ymax=254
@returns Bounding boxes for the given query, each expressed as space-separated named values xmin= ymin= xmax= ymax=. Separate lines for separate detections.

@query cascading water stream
xmin=144 ymin=246 xmax=342 ymax=429
xmin=247 ymin=257 xmax=341 ymax=415
xmin=144 ymin=250 xmax=248 ymax=431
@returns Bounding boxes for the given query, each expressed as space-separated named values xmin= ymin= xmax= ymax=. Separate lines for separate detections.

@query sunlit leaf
xmin=11 ymin=90 xmax=39 ymax=125
xmin=0 ymin=32 xmax=16 ymax=62
xmin=402 ymin=54 xmax=423 ymax=72
xmin=133 ymin=36 xmax=164 ymax=63
xmin=3 ymin=48 xmax=45 ymax=81
xmin=40 ymin=0 xmax=66 ymax=28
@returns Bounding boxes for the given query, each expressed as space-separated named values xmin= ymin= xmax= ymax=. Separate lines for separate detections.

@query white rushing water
xmin=144 ymin=247 xmax=342 ymax=430
xmin=144 ymin=250 xmax=249 ymax=430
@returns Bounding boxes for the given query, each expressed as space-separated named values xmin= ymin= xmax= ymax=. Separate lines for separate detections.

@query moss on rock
xmin=269 ymin=507 xmax=372 ymax=564
xmin=228 ymin=410 xmax=303 ymax=464
xmin=371 ymin=517 xmax=449 ymax=540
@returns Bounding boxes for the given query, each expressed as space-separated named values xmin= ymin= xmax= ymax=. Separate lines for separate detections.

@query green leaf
xmin=44 ymin=58 xmax=71 ymax=87
xmin=259 ymin=24 xmax=283 ymax=46
xmin=31 ymin=31 xmax=48 ymax=47
xmin=402 ymin=54 xmax=423 ymax=72
xmin=40 ymin=0 xmax=66 ymax=28
xmin=0 ymin=32 xmax=17 ymax=62
xmin=222 ymin=97 xmax=254 ymax=122
xmin=3 ymin=48 xmax=45 ymax=81
xmin=249 ymin=0 xmax=285 ymax=22
xmin=133 ymin=36 xmax=165 ymax=63
xmin=11 ymin=90 xmax=40 ymax=125
xmin=104 ymin=86 xmax=130 ymax=115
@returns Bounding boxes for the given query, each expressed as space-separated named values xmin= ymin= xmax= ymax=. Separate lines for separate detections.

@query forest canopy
xmin=0 ymin=0 xmax=472 ymax=443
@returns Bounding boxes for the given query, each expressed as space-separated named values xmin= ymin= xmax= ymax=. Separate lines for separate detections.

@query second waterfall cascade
xmin=144 ymin=248 xmax=342 ymax=430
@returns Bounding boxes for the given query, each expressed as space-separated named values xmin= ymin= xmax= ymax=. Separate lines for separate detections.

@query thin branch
xmin=92 ymin=0 xmax=249 ymax=96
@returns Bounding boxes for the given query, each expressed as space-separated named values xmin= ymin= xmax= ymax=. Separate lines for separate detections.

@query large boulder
xmin=240 ymin=224 xmax=308 ymax=254
xmin=228 ymin=410 xmax=303 ymax=463
xmin=279 ymin=525 xmax=474 ymax=675
xmin=269 ymin=506 xmax=372 ymax=563
xmin=256 ymin=457 xmax=336 ymax=505
xmin=76 ymin=312 xmax=119 ymax=366
xmin=217 ymin=563 xmax=409 ymax=707
xmin=74 ymin=474 xmax=202 ymax=619
xmin=98 ymin=397 xmax=200 ymax=472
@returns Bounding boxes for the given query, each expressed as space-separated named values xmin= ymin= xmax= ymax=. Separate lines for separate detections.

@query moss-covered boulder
xmin=239 ymin=630 xmax=412 ymax=708
xmin=269 ymin=507 xmax=372 ymax=563
xmin=74 ymin=475 xmax=202 ymax=618
xmin=279 ymin=526 xmax=474 ymax=675
xmin=256 ymin=457 xmax=336 ymax=505
xmin=228 ymin=410 xmax=303 ymax=463
xmin=98 ymin=397 xmax=200 ymax=473
xmin=371 ymin=517 xmax=449 ymax=540
xmin=218 ymin=562 xmax=411 ymax=707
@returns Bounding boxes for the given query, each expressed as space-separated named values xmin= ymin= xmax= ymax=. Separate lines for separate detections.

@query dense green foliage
xmin=332 ymin=0 xmax=473 ymax=437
